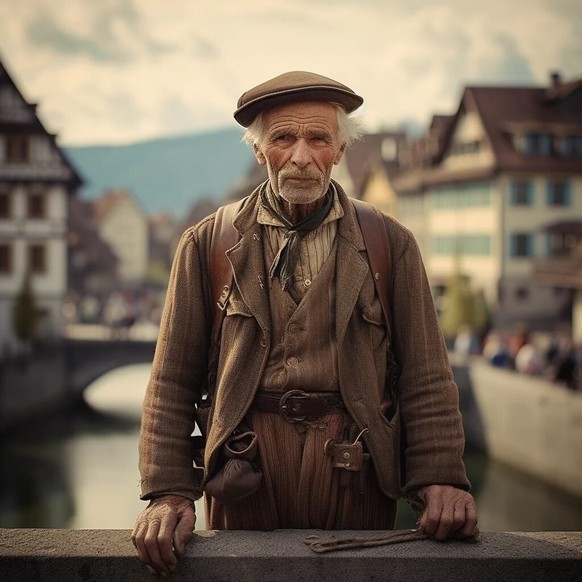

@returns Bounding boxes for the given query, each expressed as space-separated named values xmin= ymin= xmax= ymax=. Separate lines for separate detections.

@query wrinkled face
xmin=253 ymin=101 xmax=346 ymax=206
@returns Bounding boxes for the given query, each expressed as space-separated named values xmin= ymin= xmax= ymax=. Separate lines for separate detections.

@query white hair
xmin=242 ymin=105 xmax=363 ymax=148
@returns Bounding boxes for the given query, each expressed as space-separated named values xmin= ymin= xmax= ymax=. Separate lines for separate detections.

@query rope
xmin=304 ymin=528 xmax=480 ymax=553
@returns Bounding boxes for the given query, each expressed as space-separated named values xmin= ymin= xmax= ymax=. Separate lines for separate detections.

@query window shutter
xmin=564 ymin=182 xmax=572 ymax=205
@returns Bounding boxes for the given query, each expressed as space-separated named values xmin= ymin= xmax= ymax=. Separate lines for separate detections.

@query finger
xmin=456 ymin=497 xmax=478 ymax=538
xmin=158 ymin=516 xmax=180 ymax=573
xmin=419 ymin=494 xmax=444 ymax=537
xmin=448 ymin=497 xmax=468 ymax=536
xmin=433 ymin=500 xmax=455 ymax=541
xmin=143 ymin=518 xmax=172 ymax=577
xmin=133 ymin=521 xmax=152 ymax=567
xmin=173 ymin=507 xmax=196 ymax=556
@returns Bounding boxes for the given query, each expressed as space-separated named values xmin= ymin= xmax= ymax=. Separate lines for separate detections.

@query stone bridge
xmin=0 ymin=337 xmax=157 ymax=432
xmin=63 ymin=338 xmax=156 ymax=395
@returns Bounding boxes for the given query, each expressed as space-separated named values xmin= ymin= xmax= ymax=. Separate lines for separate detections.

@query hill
xmin=65 ymin=128 xmax=255 ymax=217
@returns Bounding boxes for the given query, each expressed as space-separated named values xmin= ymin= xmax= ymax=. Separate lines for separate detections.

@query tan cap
xmin=234 ymin=70 xmax=363 ymax=127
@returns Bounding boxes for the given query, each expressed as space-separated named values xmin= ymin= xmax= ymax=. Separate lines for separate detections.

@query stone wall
xmin=1 ymin=529 xmax=581 ymax=582
xmin=468 ymin=357 xmax=582 ymax=498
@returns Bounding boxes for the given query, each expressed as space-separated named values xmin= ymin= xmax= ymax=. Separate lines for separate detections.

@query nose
xmin=290 ymin=139 xmax=311 ymax=168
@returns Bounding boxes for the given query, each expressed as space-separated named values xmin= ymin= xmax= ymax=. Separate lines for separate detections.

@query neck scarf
xmin=260 ymin=185 xmax=334 ymax=291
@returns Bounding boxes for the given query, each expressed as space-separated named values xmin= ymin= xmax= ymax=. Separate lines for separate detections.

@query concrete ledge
xmin=1 ymin=529 xmax=581 ymax=581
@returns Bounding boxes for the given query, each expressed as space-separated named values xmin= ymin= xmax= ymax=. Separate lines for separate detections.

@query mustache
xmin=279 ymin=169 xmax=321 ymax=181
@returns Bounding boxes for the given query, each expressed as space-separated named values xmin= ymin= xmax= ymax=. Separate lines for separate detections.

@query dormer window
xmin=559 ymin=135 xmax=582 ymax=157
xmin=523 ymin=132 xmax=552 ymax=156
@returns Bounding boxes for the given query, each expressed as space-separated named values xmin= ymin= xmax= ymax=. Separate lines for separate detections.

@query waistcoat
xmin=259 ymin=241 xmax=339 ymax=393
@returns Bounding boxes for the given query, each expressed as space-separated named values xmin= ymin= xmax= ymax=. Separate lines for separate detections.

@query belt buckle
xmin=279 ymin=389 xmax=310 ymax=423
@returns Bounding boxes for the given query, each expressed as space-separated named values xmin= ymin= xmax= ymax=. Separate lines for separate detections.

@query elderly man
xmin=132 ymin=71 xmax=477 ymax=576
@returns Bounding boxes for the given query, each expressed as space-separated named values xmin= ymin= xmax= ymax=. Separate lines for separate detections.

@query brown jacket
xmin=139 ymin=182 xmax=469 ymax=503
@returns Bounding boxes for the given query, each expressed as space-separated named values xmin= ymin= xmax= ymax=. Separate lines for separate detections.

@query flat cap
xmin=234 ymin=71 xmax=363 ymax=127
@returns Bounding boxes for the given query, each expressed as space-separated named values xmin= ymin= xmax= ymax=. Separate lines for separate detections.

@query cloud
xmin=1 ymin=0 xmax=580 ymax=145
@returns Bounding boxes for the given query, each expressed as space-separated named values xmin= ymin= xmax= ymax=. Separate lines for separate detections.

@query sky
xmin=1 ymin=0 xmax=581 ymax=147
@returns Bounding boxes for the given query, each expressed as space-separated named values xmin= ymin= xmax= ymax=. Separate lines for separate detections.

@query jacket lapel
xmin=335 ymin=185 xmax=369 ymax=345
xmin=226 ymin=194 xmax=271 ymax=336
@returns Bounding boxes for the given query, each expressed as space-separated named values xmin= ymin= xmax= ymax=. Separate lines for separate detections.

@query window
xmin=28 ymin=244 xmax=47 ymax=274
xmin=547 ymin=182 xmax=571 ymax=206
xmin=432 ymin=235 xmax=491 ymax=256
xmin=28 ymin=193 xmax=46 ymax=219
xmin=510 ymin=233 xmax=534 ymax=258
xmin=510 ymin=181 xmax=533 ymax=205
xmin=449 ymin=140 xmax=481 ymax=156
xmin=0 ymin=192 xmax=11 ymax=218
xmin=559 ymin=135 xmax=582 ymax=157
xmin=433 ymin=183 xmax=491 ymax=208
xmin=0 ymin=244 xmax=12 ymax=274
xmin=523 ymin=132 xmax=552 ymax=156
xmin=6 ymin=134 xmax=30 ymax=163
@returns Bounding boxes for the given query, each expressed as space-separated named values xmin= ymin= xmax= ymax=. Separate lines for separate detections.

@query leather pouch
xmin=205 ymin=431 xmax=263 ymax=504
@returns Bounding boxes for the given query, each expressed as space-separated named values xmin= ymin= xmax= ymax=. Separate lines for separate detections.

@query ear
xmin=334 ymin=143 xmax=346 ymax=165
xmin=253 ymin=144 xmax=266 ymax=166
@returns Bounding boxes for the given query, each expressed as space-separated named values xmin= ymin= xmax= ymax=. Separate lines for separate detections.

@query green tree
xmin=12 ymin=269 xmax=42 ymax=343
xmin=146 ymin=258 xmax=170 ymax=287
xmin=439 ymin=273 xmax=477 ymax=340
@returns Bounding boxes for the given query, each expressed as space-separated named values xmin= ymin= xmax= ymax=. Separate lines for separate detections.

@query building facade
xmin=93 ymin=188 xmax=149 ymax=286
xmin=394 ymin=73 xmax=582 ymax=332
xmin=0 ymin=60 xmax=82 ymax=352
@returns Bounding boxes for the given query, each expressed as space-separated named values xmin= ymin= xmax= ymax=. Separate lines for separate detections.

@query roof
xmin=0 ymin=58 xmax=84 ymax=188
xmin=343 ymin=131 xmax=407 ymax=198
xmin=93 ymin=189 xmax=143 ymax=225
xmin=465 ymin=79 xmax=582 ymax=173
xmin=394 ymin=73 xmax=582 ymax=193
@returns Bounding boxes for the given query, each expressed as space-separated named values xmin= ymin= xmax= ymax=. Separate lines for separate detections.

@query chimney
xmin=550 ymin=71 xmax=562 ymax=87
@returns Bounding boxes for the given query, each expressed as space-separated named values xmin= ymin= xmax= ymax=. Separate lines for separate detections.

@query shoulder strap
xmin=209 ymin=197 xmax=394 ymax=344
xmin=351 ymin=198 xmax=393 ymax=340
xmin=209 ymin=200 xmax=241 ymax=349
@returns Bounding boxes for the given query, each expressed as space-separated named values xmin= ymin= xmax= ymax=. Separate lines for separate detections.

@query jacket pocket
xmin=361 ymin=301 xmax=384 ymax=326
xmin=225 ymin=297 xmax=253 ymax=318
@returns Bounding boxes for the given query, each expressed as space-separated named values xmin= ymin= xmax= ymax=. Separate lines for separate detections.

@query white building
xmin=393 ymin=73 xmax=582 ymax=331
xmin=0 ymin=59 xmax=82 ymax=352
xmin=93 ymin=189 xmax=149 ymax=286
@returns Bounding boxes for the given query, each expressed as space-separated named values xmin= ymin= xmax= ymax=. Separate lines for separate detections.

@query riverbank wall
xmin=457 ymin=356 xmax=582 ymax=499
xmin=0 ymin=344 xmax=71 ymax=433
xmin=1 ymin=529 xmax=581 ymax=581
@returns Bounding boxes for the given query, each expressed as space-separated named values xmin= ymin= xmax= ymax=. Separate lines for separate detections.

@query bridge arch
xmin=64 ymin=338 xmax=156 ymax=395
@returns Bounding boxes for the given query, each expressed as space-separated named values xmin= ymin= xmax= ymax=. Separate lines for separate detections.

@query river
xmin=1 ymin=364 xmax=581 ymax=531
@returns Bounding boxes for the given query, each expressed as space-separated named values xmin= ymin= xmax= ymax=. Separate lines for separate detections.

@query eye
xmin=272 ymin=133 xmax=293 ymax=143
xmin=310 ymin=134 xmax=331 ymax=145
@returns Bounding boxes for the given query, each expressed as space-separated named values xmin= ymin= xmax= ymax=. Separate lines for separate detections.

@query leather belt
xmin=251 ymin=389 xmax=345 ymax=422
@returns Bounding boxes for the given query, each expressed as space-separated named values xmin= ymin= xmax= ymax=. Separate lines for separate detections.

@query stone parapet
xmin=1 ymin=529 xmax=581 ymax=581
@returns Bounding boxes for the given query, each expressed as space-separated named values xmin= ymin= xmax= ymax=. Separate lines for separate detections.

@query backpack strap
xmin=209 ymin=200 xmax=243 ymax=349
xmin=207 ymin=196 xmax=393 ymax=343
xmin=351 ymin=198 xmax=393 ymax=341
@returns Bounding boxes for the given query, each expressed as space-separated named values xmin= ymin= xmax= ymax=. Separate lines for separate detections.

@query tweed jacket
xmin=139 ymin=181 xmax=470 ymax=503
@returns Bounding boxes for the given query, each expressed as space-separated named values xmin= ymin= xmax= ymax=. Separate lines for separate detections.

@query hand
xmin=417 ymin=485 xmax=477 ymax=541
xmin=132 ymin=494 xmax=196 ymax=577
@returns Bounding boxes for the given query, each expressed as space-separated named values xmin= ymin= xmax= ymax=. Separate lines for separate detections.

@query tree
xmin=12 ymin=269 xmax=43 ymax=344
xmin=439 ymin=273 xmax=477 ymax=341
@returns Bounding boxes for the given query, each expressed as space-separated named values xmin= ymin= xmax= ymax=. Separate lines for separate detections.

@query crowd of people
xmin=478 ymin=328 xmax=580 ymax=391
